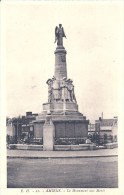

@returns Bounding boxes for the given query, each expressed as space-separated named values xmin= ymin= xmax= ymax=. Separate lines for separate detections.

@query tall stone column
xmin=54 ymin=48 xmax=67 ymax=80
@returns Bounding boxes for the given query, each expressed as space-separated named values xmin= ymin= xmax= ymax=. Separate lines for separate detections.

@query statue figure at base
xmin=46 ymin=79 xmax=53 ymax=103
xmin=67 ymin=79 xmax=77 ymax=103
xmin=54 ymin=24 xmax=66 ymax=46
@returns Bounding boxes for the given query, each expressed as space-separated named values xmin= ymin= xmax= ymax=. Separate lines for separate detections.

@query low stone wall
xmin=54 ymin=144 xmax=97 ymax=151
xmin=8 ymin=143 xmax=118 ymax=151
xmin=8 ymin=144 xmax=43 ymax=151
xmin=104 ymin=142 xmax=118 ymax=149
xmin=54 ymin=145 xmax=71 ymax=151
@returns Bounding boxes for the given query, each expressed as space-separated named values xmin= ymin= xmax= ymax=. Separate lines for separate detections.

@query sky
xmin=3 ymin=1 xmax=124 ymax=122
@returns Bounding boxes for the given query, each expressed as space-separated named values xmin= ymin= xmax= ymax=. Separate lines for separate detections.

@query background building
xmin=95 ymin=116 xmax=118 ymax=143
xmin=95 ymin=116 xmax=118 ymax=135
xmin=6 ymin=112 xmax=38 ymax=143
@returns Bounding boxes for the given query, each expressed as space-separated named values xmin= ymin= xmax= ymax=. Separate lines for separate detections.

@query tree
xmin=92 ymin=132 xmax=100 ymax=146
xmin=104 ymin=133 xmax=108 ymax=144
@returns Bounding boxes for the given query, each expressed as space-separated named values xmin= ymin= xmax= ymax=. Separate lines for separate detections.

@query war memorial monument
xmin=33 ymin=24 xmax=89 ymax=150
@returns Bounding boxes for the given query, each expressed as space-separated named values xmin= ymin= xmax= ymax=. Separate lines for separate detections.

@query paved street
xmin=7 ymin=156 xmax=118 ymax=188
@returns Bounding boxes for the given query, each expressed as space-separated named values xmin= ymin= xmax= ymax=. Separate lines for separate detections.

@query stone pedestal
xmin=35 ymin=111 xmax=89 ymax=139
xmin=43 ymin=115 xmax=55 ymax=151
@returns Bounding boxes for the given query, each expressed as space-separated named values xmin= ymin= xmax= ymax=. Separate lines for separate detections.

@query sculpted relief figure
xmin=67 ymin=79 xmax=77 ymax=102
xmin=46 ymin=79 xmax=53 ymax=103
xmin=52 ymin=79 xmax=61 ymax=102
xmin=46 ymin=77 xmax=77 ymax=103
xmin=47 ymin=77 xmax=61 ymax=102
xmin=46 ymin=76 xmax=77 ymax=103
xmin=54 ymin=24 xmax=66 ymax=46
xmin=61 ymin=78 xmax=70 ymax=102
xmin=71 ymin=86 xmax=77 ymax=102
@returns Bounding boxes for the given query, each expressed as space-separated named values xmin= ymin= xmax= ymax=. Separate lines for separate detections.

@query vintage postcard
xmin=0 ymin=0 xmax=124 ymax=195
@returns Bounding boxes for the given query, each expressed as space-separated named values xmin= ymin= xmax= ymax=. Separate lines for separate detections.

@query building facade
xmin=6 ymin=112 xmax=38 ymax=143
xmin=95 ymin=116 xmax=118 ymax=142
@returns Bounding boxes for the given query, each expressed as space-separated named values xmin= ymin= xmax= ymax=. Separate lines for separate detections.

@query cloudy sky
xmin=4 ymin=1 xmax=123 ymax=122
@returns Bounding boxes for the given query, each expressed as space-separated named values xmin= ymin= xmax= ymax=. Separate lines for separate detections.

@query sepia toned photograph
xmin=0 ymin=0 xmax=124 ymax=194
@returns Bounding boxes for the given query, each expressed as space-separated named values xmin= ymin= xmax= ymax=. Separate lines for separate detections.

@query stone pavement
xmin=7 ymin=148 xmax=118 ymax=159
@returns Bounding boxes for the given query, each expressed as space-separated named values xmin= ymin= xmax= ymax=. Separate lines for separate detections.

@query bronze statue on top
xmin=54 ymin=24 xmax=66 ymax=46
